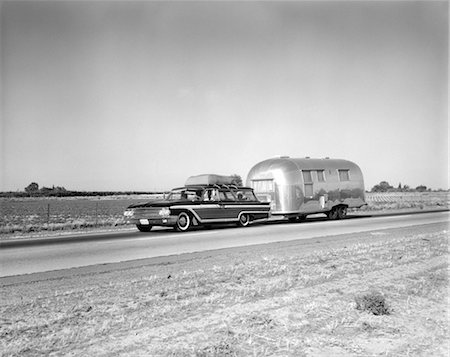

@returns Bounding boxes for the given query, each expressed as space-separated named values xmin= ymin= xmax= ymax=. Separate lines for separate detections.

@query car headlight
xmin=124 ymin=209 xmax=134 ymax=217
xmin=158 ymin=207 xmax=171 ymax=217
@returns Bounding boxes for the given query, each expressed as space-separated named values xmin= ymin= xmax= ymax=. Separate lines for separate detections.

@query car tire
xmin=175 ymin=212 xmax=191 ymax=232
xmin=136 ymin=224 xmax=153 ymax=232
xmin=238 ymin=213 xmax=251 ymax=227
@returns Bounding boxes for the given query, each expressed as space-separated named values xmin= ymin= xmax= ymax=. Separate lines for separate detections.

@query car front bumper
xmin=126 ymin=216 xmax=178 ymax=227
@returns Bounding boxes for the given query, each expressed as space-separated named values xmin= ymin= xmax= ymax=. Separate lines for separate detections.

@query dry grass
xmin=1 ymin=224 xmax=448 ymax=356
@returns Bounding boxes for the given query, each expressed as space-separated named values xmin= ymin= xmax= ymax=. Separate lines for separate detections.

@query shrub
xmin=355 ymin=291 xmax=390 ymax=315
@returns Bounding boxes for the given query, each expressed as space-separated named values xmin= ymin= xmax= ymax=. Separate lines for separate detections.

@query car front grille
xmin=133 ymin=207 xmax=162 ymax=218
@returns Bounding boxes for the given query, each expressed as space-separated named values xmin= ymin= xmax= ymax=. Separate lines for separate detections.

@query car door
xmin=191 ymin=188 xmax=223 ymax=221
xmin=217 ymin=189 xmax=241 ymax=219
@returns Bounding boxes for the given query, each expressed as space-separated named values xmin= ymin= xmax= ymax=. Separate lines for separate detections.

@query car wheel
xmin=238 ymin=213 xmax=251 ymax=227
xmin=175 ymin=212 xmax=191 ymax=232
xmin=337 ymin=206 xmax=347 ymax=219
xmin=136 ymin=224 xmax=153 ymax=232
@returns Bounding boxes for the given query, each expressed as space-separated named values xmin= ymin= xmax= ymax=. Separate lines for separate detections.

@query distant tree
xmin=230 ymin=174 xmax=243 ymax=186
xmin=415 ymin=185 xmax=427 ymax=192
xmin=371 ymin=181 xmax=394 ymax=192
xmin=53 ymin=186 xmax=67 ymax=196
xmin=24 ymin=182 xmax=39 ymax=195
xmin=40 ymin=186 xmax=53 ymax=195
xmin=42 ymin=186 xmax=67 ymax=196
xmin=397 ymin=183 xmax=402 ymax=191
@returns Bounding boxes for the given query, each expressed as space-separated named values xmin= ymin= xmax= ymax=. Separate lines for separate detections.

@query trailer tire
xmin=136 ymin=224 xmax=153 ymax=232
xmin=337 ymin=206 xmax=348 ymax=219
xmin=175 ymin=212 xmax=191 ymax=232
xmin=327 ymin=208 xmax=339 ymax=220
xmin=238 ymin=214 xmax=251 ymax=227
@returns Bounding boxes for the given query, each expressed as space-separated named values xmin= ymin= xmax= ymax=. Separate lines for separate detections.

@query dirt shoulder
xmin=1 ymin=222 xmax=449 ymax=356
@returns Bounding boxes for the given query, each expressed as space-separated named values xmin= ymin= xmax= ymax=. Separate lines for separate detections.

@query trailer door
xmin=302 ymin=170 xmax=314 ymax=198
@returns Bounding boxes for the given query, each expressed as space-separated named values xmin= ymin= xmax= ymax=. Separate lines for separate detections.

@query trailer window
xmin=338 ymin=169 xmax=350 ymax=181
xmin=251 ymin=179 xmax=274 ymax=193
xmin=317 ymin=170 xmax=325 ymax=182
xmin=302 ymin=171 xmax=312 ymax=182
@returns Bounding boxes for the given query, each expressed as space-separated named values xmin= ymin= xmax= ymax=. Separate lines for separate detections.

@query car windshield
xmin=167 ymin=188 xmax=201 ymax=201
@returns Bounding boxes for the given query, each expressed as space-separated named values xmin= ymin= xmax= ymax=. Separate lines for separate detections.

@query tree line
xmin=0 ymin=182 xmax=163 ymax=198
xmin=370 ymin=181 xmax=445 ymax=193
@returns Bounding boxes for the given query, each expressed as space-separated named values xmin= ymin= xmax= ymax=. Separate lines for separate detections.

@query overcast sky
xmin=1 ymin=1 xmax=448 ymax=191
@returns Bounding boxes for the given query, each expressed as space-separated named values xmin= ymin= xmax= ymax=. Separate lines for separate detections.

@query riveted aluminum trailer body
xmin=246 ymin=157 xmax=366 ymax=219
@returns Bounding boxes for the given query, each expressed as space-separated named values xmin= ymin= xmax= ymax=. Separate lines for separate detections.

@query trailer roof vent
xmin=279 ymin=155 xmax=290 ymax=158
xmin=324 ymin=157 xmax=330 ymax=159
xmin=305 ymin=156 xmax=310 ymax=159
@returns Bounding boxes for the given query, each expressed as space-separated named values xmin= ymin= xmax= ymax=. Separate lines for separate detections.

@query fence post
xmin=47 ymin=203 xmax=50 ymax=225
xmin=95 ymin=201 xmax=98 ymax=227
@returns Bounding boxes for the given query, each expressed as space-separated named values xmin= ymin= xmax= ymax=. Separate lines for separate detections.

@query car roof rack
xmin=177 ymin=184 xmax=254 ymax=190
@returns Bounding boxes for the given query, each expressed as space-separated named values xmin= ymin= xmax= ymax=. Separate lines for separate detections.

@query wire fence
xmin=0 ymin=195 xmax=163 ymax=234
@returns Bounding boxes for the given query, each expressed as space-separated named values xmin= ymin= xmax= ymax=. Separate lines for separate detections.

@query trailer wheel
xmin=175 ymin=212 xmax=191 ymax=232
xmin=136 ymin=224 xmax=153 ymax=232
xmin=337 ymin=206 xmax=348 ymax=219
xmin=238 ymin=214 xmax=251 ymax=227
xmin=327 ymin=208 xmax=339 ymax=220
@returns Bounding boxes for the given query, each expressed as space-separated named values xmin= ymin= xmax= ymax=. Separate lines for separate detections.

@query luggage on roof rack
xmin=185 ymin=174 xmax=235 ymax=186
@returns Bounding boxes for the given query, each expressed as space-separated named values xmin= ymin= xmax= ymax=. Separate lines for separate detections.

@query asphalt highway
xmin=1 ymin=211 xmax=448 ymax=278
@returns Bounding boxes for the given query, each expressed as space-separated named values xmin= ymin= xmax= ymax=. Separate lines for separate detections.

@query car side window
xmin=203 ymin=189 xmax=219 ymax=201
xmin=202 ymin=189 xmax=211 ymax=201
xmin=219 ymin=190 xmax=234 ymax=201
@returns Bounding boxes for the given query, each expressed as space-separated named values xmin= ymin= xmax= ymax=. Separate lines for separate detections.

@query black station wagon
xmin=123 ymin=175 xmax=271 ymax=232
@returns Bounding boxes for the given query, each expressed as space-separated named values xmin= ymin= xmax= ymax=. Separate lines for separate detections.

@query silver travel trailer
xmin=246 ymin=157 xmax=366 ymax=221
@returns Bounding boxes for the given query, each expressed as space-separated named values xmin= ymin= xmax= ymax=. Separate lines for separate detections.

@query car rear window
xmin=235 ymin=190 xmax=258 ymax=202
